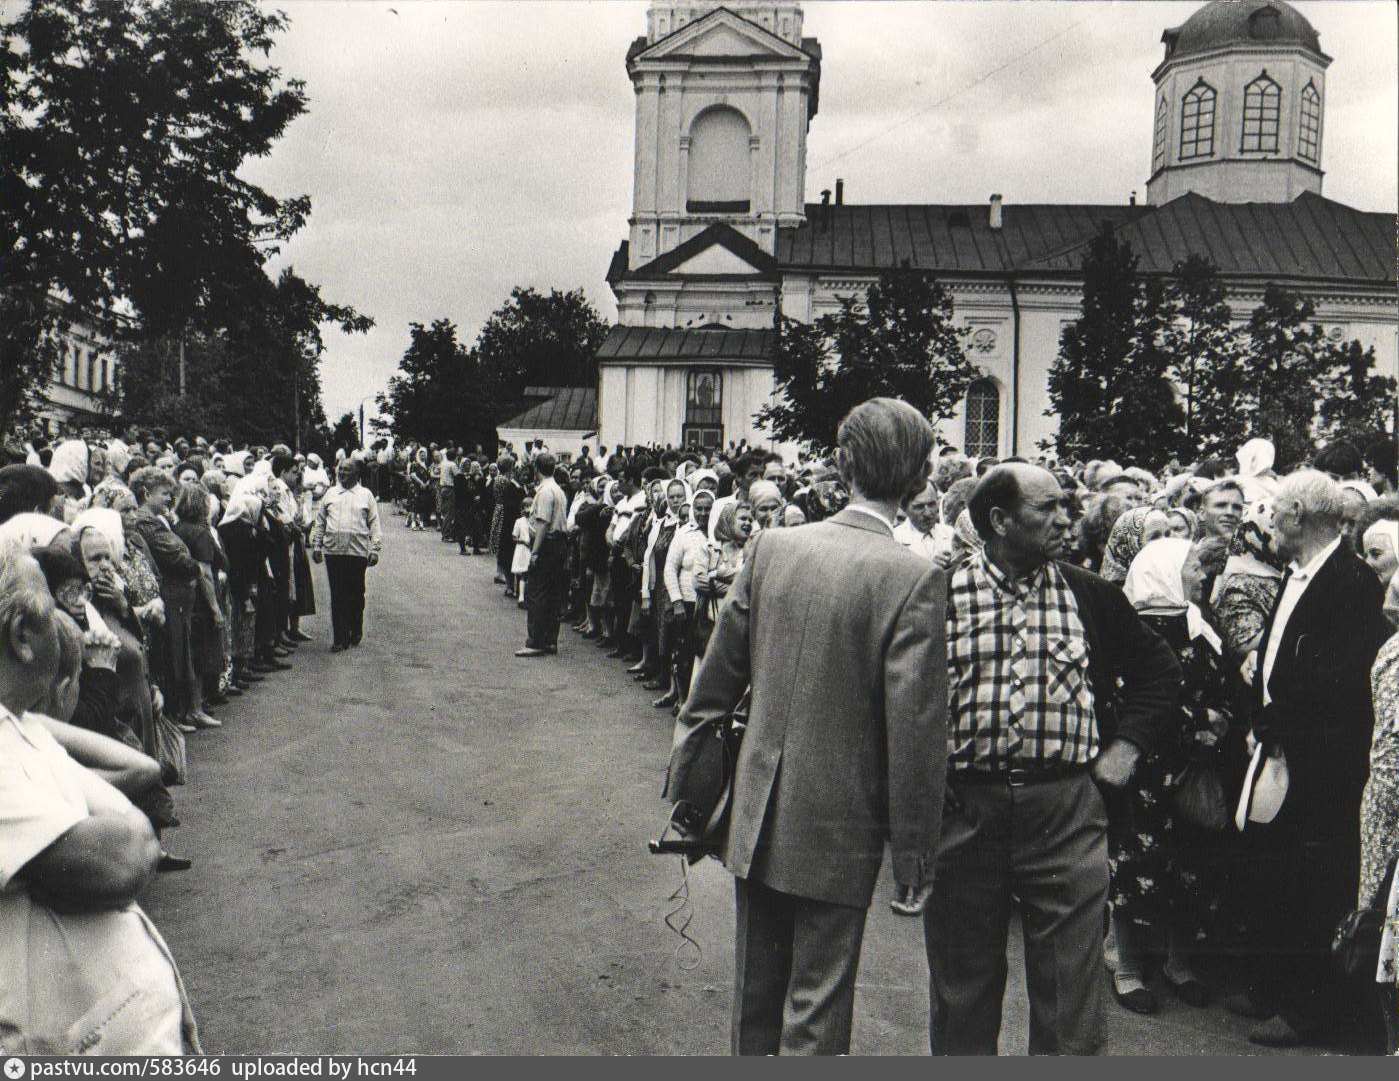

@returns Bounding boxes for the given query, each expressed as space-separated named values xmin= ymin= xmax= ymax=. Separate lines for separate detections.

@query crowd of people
xmin=0 ymin=427 xmax=384 ymax=1053
xmin=2 ymin=413 xmax=1397 ymax=1056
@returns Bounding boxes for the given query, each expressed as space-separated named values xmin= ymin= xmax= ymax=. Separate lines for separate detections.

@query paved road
xmin=143 ymin=513 xmax=1313 ymax=1055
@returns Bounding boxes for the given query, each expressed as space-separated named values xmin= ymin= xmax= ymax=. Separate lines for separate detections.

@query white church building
xmin=593 ymin=0 xmax=1397 ymax=455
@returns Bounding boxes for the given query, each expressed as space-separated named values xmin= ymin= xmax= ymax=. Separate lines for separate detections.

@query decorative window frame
xmin=1179 ymin=79 xmax=1216 ymax=161
xmin=1241 ymin=71 xmax=1281 ymax=153
xmin=1298 ymin=79 xmax=1322 ymax=163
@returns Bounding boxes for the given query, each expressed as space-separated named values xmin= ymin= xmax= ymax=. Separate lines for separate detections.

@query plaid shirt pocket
xmin=1045 ymin=636 xmax=1090 ymax=706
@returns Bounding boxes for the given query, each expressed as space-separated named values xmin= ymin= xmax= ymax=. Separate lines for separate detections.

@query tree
xmin=378 ymin=320 xmax=494 ymax=449
xmin=1238 ymin=286 xmax=1395 ymax=468
xmin=328 ymin=412 xmax=361 ymax=456
xmin=1046 ymin=225 xmax=1186 ymax=469
xmin=473 ymin=287 xmax=610 ymax=426
xmin=1163 ymin=255 xmax=1248 ymax=456
xmin=758 ymin=268 xmax=978 ymax=450
xmin=116 ymin=269 xmax=370 ymax=448
xmin=1 ymin=0 xmax=312 ymax=428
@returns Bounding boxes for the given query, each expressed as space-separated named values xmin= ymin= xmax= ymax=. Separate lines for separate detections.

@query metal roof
xmin=595 ymin=325 xmax=776 ymax=363
xmin=1027 ymin=192 xmax=1396 ymax=283
xmin=773 ymin=194 xmax=1396 ymax=284
xmin=499 ymin=386 xmax=597 ymax=432
xmin=775 ymin=203 xmax=1144 ymax=275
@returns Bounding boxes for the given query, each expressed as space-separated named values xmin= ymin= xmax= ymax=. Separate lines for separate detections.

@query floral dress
xmin=1108 ymin=612 xmax=1237 ymax=938
xmin=1361 ymin=634 xmax=1399 ymax=985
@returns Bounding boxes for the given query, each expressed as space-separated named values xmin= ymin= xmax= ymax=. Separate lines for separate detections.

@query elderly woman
xmin=1361 ymin=629 xmax=1399 ymax=1053
xmin=1211 ymin=500 xmax=1284 ymax=667
xmin=126 ymin=467 xmax=201 ymax=734
xmin=172 ymin=485 xmax=225 ymax=729
xmin=47 ymin=438 xmax=92 ymax=518
xmin=1359 ymin=501 xmax=1399 ymax=630
xmin=1098 ymin=506 xmax=1173 ymax=585
xmin=218 ymin=486 xmax=269 ymax=689
xmin=664 ymin=488 xmax=715 ymax=707
xmin=748 ymin=479 xmax=785 ymax=534
xmin=643 ymin=478 xmax=689 ymax=706
xmin=1109 ymin=537 xmax=1238 ymax=1014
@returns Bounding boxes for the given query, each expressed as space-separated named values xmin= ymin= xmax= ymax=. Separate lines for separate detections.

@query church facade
xmin=594 ymin=0 xmax=1397 ymax=456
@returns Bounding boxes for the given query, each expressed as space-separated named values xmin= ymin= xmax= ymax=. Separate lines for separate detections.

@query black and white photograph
xmin=1 ymin=0 xmax=1397 ymax=1058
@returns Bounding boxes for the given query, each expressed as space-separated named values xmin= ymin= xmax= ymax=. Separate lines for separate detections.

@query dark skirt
xmin=292 ymin=534 xmax=316 ymax=617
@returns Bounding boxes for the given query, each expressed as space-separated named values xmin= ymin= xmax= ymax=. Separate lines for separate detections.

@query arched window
xmin=687 ymin=106 xmax=751 ymax=213
xmin=1242 ymin=72 xmax=1281 ymax=152
xmin=1152 ymin=96 xmax=1169 ymax=172
xmin=1299 ymin=80 xmax=1322 ymax=162
xmin=963 ymin=380 xmax=1000 ymax=459
xmin=1179 ymin=81 xmax=1216 ymax=160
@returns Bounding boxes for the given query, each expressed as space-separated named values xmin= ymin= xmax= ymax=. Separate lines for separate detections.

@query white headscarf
xmin=0 ymin=512 xmax=71 ymax=549
xmin=1364 ymin=519 xmax=1399 ymax=565
xmin=106 ymin=439 xmax=131 ymax=476
xmin=47 ymin=440 xmax=89 ymax=486
xmin=223 ymin=451 xmax=250 ymax=477
xmin=72 ymin=508 xmax=126 ymax=560
xmin=219 ymin=489 xmax=264 ymax=527
xmin=1341 ymin=478 xmax=1379 ymax=503
xmin=231 ymin=472 xmax=271 ymax=506
xmin=1124 ymin=537 xmax=1222 ymax=653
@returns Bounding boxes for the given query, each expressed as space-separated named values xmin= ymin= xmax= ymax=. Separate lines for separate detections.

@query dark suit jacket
xmin=1253 ymin=542 xmax=1388 ymax=830
xmin=665 ymin=509 xmax=949 ymax=909
xmin=127 ymin=507 xmax=198 ymax=583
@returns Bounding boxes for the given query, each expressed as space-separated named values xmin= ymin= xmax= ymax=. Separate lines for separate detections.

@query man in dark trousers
xmin=311 ymin=459 xmax=382 ymax=652
xmin=666 ymin=398 xmax=950 ymax=1055
xmin=926 ymin=463 xmax=1181 ymax=1055
xmin=515 ymin=453 xmax=569 ymax=658
xmin=1229 ymin=469 xmax=1389 ymax=1047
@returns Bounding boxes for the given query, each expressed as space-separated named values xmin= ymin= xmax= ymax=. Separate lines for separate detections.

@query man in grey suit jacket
xmin=665 ymin=398 xmax=949 ymax=1055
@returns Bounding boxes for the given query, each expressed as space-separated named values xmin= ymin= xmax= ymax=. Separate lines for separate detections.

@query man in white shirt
xmin=311 ymin=459 xmax=382 ymax=652
xmin=516 ymin=453 xmax=570 ymax=658
xmin=893 ymin=479 xmax=955 ymax=567
xmin=1233 ymin=469 xmax=1389 ymax=1047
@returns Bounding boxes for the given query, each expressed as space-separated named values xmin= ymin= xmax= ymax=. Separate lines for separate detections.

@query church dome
xmin=1162 ymin=1 xmax=1324 ymax=64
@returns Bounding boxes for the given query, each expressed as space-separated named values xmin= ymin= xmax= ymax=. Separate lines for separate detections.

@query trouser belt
xmin=951 ymin=763 xmax=1090 ymax=787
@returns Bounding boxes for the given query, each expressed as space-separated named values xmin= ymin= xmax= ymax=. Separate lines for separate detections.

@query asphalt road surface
xmin=142 ymin=512 xmax=1319 ymax=1055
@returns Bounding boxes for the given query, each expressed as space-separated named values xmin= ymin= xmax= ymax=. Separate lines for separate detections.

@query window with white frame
xmin=1242 ymin=72 xmax=1281 ymax=152
xmin=1180 ymin=81 xmax=1216 ymax=160
xmin=963 ymin=380 xmax=1000 ymax=459
xmin=1299 ymin=80 xmax=1321 ymax=162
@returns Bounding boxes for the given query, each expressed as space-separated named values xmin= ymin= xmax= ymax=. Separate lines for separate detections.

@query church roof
xmin=596 ymin=325 xmax=775 ymax=364
xmin=1160 ymin=1 xmax=1326 ymax=68
xmin=498 ymin=386 xmax=597 ymax=433
xmin=773 ymin=194 xmax=1396 ymax=286
xmin=775 ymin=203 xmax=1143 ymax=275
xmin=1027 ymin=192 xmax=1396 ymax=285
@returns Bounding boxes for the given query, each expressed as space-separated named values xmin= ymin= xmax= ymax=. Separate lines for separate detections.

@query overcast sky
xmin=238 ymin=1 xmax=1399 ymax=424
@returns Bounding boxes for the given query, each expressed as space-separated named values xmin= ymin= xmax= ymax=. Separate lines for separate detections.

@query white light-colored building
xmin=36 ymin=314 xmax=121 ymax=435
xmin=595 ymin=0 xmax=1397 ymax=456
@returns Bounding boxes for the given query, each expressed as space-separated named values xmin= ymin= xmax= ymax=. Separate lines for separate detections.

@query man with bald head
xmin=924 ymin=463 xmax=1180 ymax=1055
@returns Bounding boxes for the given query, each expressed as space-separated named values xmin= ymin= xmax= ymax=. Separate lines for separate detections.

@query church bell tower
xmin=626 ymin=1 xmax=821 ymax=269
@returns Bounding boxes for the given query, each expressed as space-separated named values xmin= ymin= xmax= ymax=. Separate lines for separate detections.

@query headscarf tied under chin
xmin=712 ymin=502 xmax=745 ymax=548
xmin=1099 ymin=506 xmax=1153 ymax=586
xmin=1224 ymin=500 xmax=1284 ymax=580
xmin=688 ymin=489 xmax=715 ymax=530
xmin=1124 ymin=537 xmax=1223 ymax=653
xmin=71 ymin=508 xmax=126 ymax=561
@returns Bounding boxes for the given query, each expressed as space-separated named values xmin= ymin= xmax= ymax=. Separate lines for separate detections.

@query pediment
xmin=636 ymin=8 xmax=809 ymax=63
xmin=672 ymin=244 xmax=767 ymax=275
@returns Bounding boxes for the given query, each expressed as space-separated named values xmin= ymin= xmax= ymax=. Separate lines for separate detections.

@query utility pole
xmin=293 ymin=360 xmax=301 ymax=453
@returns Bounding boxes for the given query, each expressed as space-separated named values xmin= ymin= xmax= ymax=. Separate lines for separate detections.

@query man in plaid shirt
xmin=924 ymin=464 xmax=1180 ymax=1055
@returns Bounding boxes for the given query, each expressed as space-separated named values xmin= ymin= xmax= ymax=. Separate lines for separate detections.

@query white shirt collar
xmin=845 ymin=504 xmax=896 ymax=536
xmin=1288 ymin=535 xmax=1342 ymax=583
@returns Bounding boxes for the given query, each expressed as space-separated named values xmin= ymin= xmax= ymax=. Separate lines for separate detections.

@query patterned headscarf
xmin=1099 ymin=506 xmax=1153 ymax=585
xmin=952 ymin=509 xmax=983 ymax=561
xmin=1224 ymin=499 xmax=1283 ymax=580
